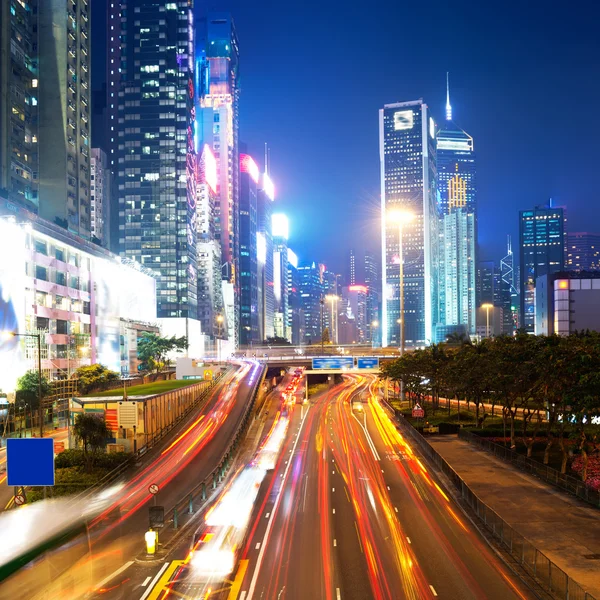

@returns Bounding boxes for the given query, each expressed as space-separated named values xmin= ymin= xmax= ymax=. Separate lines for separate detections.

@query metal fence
xmin=458 ymin=429 xmax=600 ymax=509
xmin=394 ymin=412 xmax=598 ymax=600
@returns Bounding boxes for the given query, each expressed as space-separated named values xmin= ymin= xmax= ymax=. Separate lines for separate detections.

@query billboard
xmin=0 ymin=220 xmax=27 ymax=393
xmin=312 ymin=357 xmax=354 ymax=370
xmin=357 ymin=357 xmax=379 ymax=369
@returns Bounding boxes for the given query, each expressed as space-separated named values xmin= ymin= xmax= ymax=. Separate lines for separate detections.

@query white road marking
xmin=142 ymin=576 xmax=152 ymax=587
xmin=332 ymin=508 xmax=336 ymax=514
xmin=93 ymin=561 xmax=134 ymax=593
xmin=246 ymin=404 xmax=311 ymax=600
xmin=429 ymin=585 xmax=438 ymax=596
xmin=332 ymin=487 xmax=335 ymax=492
xmin=332 ymin=470 xmax=335 ymax=474
xmin=351 ymin=411 xmax=380 ymax=460
xmin=333 ymin=539 xmax=337 ymax=547
xmin=394 ymin=507 xmax=398 ymax=513
xmin=336 ymin=588 xmax=342 ymax=600
xmin=407 ymin=537 xmax=412 ymax=544
xmin=265 ymin=512 xmax=270 ymax=518
xmin=255 ymin=542 xmax=261 ymax=550
xmin=387 ymin=486 xmax=391 ymax=491
xmin=139 ymin=562 xmax=169 ymax=600
xmin=240 ymin=592 xmax=247 ymax=600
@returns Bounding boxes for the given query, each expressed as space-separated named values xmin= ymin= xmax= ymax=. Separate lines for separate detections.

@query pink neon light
xmin=240 ymin=154 xmax=259 ymax=184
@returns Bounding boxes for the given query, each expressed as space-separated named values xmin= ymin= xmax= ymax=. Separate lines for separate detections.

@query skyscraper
xmin=0 ymin=0 xmax=39 ymax=212
xmin=272 ymin=214 xmax=290 ymax=341
xmin=348 ymin=249 xmax=356 ymax=285
xmin=436 ymin=77 xmax=476 ymax=337
xmin=364 ymin=250 xmax=380 ymax=343
xmin=196 ymin=13 xmax=240 ymax=345
xmin=500 ymin=236 xmax=517 ymax=332
xmin=239 ymin=153 xmax=259 ymax=345
xmin=90 ymin=149 xmax=111 ymax=248
xmin=298 ymin=262 xmax=323 ymax=345
xmin=287 ymin=249 xmax=303 ymax=345
xmin=567 ymin=232 xmax=600 ymax=271
xmin=117 ymin=0 xmax=197 ymax=321
xmin=519 ymin=205 xmax=565 ymax=332
xmin=379 ymin=100 xmax=438 ymax=347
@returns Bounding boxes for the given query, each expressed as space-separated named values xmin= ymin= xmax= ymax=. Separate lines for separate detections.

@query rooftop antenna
xmin=445 ymin=72 xmax=452 ymax=121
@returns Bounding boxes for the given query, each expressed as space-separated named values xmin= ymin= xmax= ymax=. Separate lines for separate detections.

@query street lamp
xmin=481 ymin=303 xmax=494 ymax=339
xmin=2 ymin=331 xmax=44 ymax=437
xmin=388 ymin=209 xmax=414 ymax=357
xmin=325 ymin=295 xmax=339 ymax=345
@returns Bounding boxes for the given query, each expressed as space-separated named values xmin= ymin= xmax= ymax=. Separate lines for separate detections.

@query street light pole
xmin=36 ymin=333 xmax=42 ymax=437
xmin=320 ymin=297 xmax=325 ymax=355
xmin=482 ymin=303 xmax=493 ymax=339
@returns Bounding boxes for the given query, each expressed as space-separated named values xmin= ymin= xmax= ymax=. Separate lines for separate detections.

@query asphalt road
xmin=0 ymin=362 xmax=264 ymax=599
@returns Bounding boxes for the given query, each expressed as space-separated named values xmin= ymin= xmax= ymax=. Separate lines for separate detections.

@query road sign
xmin=204 ymin=369 xmax=213 ymax=380
xmin=357 ymin=357 xmax=379 ymax=369
xmin=148 ymin=483 xmax=159 ymax=495
xmin=149 ymin=505 xmax=165 ymax=528
xmin=7 ymin=438 xmax=55 ymax=487
xmin=14 ymin=494 xmax=25 ymax=506
xmin=54 ymin=441 xmax=65 ymax=454
xmin=312 ymin=357 xmax=354 ymax=370
xmin=412 ymin=404 xmax=425 ymax=419
xmin=117 ymin=401 xmax=137 ymax=428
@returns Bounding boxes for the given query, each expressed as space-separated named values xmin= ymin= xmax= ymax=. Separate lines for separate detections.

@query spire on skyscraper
xmin=445 ymin=72 xmax=452 ymax=121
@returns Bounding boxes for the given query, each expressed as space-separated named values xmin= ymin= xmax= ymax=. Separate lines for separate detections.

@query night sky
xmin=92 ymin=0 xmax=600 ymax=277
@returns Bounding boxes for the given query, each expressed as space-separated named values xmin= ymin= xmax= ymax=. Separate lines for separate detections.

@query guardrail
xmin=167 ymin=363 xmax=267 ymax=531
xmin=458 ymin=429 xmax=600 ymax=509
xmin=393 ymin=412 xmax=597 ymax=600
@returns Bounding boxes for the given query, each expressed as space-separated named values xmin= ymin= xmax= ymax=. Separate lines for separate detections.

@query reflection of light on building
xmin=271 ymin=214 xmax=289 ymax=240
xmin=262 ymin=173 xmax=275 ymax=201
xmin=240 ymin=154 xmax=259 ymax=184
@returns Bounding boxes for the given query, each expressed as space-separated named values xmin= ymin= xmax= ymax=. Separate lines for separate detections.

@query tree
xmin=73 ymin=413 xmax=111 ymax=471
xmin=75 ymin=364 xmax=120 ymax=394
xmin=321 ymin=328 xmax=331 ymax=345
xmin=137 ymin=332 xmax=188 ymax=373
xmin=265 ymin=336 xmax=291 ymax=346
xmin=15 ymin=370 xmax=52 ymax=410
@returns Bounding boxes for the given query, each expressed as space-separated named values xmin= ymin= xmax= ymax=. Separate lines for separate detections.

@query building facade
xmin=567 ymin=232 xmax=600 ymax=271
xmin=257 ymin=170 xmax=275 ymax=341
xmin=90 ymin=148 xmax=111 ymax=248
xmin=272 ymin=214 xmax=290 ymax=341
xmin=298 ymin=262 xmax=323 ymax=345
xmin=38 ymin=0 xmax=91 ymax=237
xmin=287 ymin=249 xmax=303 ymax=345
xmin=0 ymin=0 xmax=39 ymax=212
xmin=379 ymin=100 xmax=438 ymax=347
xmin=117 ymin=0 xmax=198 ymax=322
xmin=519 ymin=205 xmax=565 ymax=332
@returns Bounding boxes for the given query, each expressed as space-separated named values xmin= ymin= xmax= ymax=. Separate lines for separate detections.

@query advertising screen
xmin=0 ymin=220 xmax=27 ymax=393
xmin=312 ymin=357 xmax=354 ymax=370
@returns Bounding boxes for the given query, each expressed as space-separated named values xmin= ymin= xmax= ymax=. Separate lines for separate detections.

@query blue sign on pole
xmin=312 ymin=357 xmax=355 ymax=370
xmin=357 ymin=357 xmax=379 ymax=369
xmin=7 ymin=438 xmax=55 ymax=487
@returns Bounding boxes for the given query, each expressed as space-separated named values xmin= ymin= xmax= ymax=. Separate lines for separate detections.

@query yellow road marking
xmin=227 ymin=559 xmax=249 ymax=600
xmin=147 ymin=560 xmax=184 ymax=600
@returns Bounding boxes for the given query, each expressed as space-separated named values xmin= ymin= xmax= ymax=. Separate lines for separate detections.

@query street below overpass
xmin=139 ymin=374 xmax=535 ymax=600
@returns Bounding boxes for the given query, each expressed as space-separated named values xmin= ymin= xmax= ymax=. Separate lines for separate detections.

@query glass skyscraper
xmin=379 ymin=100 xmax=438 ymax=347
xmin=117 ymin=0 xmax=197 ymax=320
xmin=519 ymin=205 xmax=565 ymax=332
xmin=436 ymin=82 xmax=476 ymax=337
xmin=567 ymin=232 xmax=600 ymax=271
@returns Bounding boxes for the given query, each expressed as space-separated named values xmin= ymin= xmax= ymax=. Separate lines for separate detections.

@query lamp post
xmin=481 ymin=303 xmax=494 ymax=339
xmin=325 ymin=295 xmax=339 ymax=345
xmin=2 ymin=332 xmax=44 ymax=437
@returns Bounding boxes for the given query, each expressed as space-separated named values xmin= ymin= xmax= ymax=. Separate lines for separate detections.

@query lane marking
xmin=93 ymin=560 xmax=134 ymax=593
xmin=336 ymin=588 xmax=342 ymax=600
xmin=387 ymin=486 xmax=391 ymax=491
xmin=255 ymin=542 xmax=261 ymax=550
xmin=227 ymin=560 xmax=249 ymax=600
xmin=332 ymin=487 xmax=335 ymax=492
xmin=265 ymin=512 xmax=270 ymax=518
xmin=354 ymin=521 xmax=364 ymax=554
xmin=332 ymin=470 xmax=335 ymax=475
xmin=429 ymin=585 xmax=438 ymax=596
xmin=240 ymin=593 xmax=247 ymax=600
xmin=139 ymin=561 xmax=170 ymax=600
xmin=333 ymin=539 xmax=337 ymax=547
xmin=142 ymin=576 xmax=152 ymax=587
xmin=332 ymin=508 xmax=336 ymax=514
xmin=407 ymin=537 xmax=412 ymax=544
xmin=394 ymin=507 xmax=398 ymax=513
xmin=246 ymin=404 xmax=311 ymax=599
xmin=351 ymin=411 xmax=380 ymax=460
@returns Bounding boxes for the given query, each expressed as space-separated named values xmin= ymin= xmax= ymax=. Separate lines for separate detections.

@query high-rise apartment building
xmin=196 ymin=144 xmax=224 ymax=338
xmin=519 ymin=205 xmax=565 ymax=332
xmin=239 ymin=153 xmax=259 ymax=345
xmin=436 ymin=79 xmax=476 ymax=337
xmin=37 ymin=0 xmax=91 ymax=238
xmin=196 ymin=12 xmax=240 ymax=344
xmin=90 ymin=148 xmax=111 ymax=248
xmin=0 ymin=0 xmax=39 ymax=212
xmin=379 ymin=100 xmax=438 ymax=347
xmin=298 ymin=262 xmax=323 ymax=345
xmin=117 ymin=0 xmax=197 ymax=321
xmin=567 ymin=232 xmax=600 ymax=271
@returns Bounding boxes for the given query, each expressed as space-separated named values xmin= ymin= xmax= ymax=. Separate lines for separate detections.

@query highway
xmin=0 ymin=361 xmax=264 ymax=599
xmin=133 ymin=373 xmax=534 ymax=600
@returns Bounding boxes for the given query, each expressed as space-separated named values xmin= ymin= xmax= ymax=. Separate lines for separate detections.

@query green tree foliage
xmin=74 ymin=363 xmax=120 ymax=394
xmin=73 ymin=413 xmax=111 ymax=471
xmin=15 ymin=370 xmax=52 ymax=409
xmin=381 ymin=332 xmax=600 ymax=478
xmin=321 ymin=328 xmax=331 ymax=344
xmin=137 ymin=332 xmax=188 ymax=373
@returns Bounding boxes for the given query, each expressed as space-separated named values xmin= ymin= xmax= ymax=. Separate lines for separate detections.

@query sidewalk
xmin=428 ymin=435 xmax=600 ymax=597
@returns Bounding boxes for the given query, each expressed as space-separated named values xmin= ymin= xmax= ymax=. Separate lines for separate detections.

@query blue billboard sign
xmin=357 ymin=357 xmax=379 ymax=370
xmin=7 ymin=438 xmax=55 ymax=487
xmin=312 ymin=357 xmax=355 ymax=370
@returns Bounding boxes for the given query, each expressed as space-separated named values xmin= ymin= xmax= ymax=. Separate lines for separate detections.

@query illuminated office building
xmin=567 ymin=232 xmax=600 ymax=271
xmin=239 ymin=153 xmax=259 ymax=345
xmin=379 ymin=100 xmax=438 ymax=347
xmin=272 ymin=213 xmax=290 ymax=341
xmin=196 ymin=13 xmax=240 ymax=345
xmin=257 ymin=166 xmax=275 ymax=341
xmin=364 ymin=250 xmax=380 ymax=344
xmin=519 ymin=205 xmax=565 ymax=332
xmin=287 ymin=249 xmax=303 ymax=345
xmin=436 ymin=78 xmax=476 ymax=337
xmin=298 ymin=262 xmax=323 ymax=345
xmin=117 ymin=0 xmax=197 ymax=323
xmin=90 ymin=149 xmax=111 ymax=248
